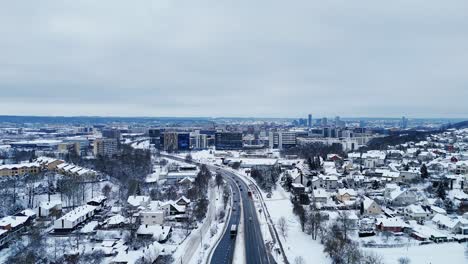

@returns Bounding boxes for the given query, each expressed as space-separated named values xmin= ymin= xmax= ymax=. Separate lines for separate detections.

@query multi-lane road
xmin=209 ymin=167 xmax=270 ymax=264
xmin=209 ymin=171 xmax=240 ymax=264
xmin=160 ymin=154 xmax=271 ymax=264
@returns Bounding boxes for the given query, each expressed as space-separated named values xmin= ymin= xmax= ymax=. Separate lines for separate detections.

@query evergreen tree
xmin=420 ymin=164 xmax=429 ymax=178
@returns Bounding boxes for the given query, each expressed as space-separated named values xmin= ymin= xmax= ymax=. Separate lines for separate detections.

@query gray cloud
xmin=0 ymin=0 xmax=467 ymax=118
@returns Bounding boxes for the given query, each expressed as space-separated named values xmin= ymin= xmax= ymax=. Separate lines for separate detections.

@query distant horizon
xmin=0 ymin=114 xmax=466 ymax=121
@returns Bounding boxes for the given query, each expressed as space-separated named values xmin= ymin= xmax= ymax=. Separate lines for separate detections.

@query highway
xmin=209 ymin=166 xmax=271 ymax=264
xmin=209 ymin=172 xmax=240 ymax=264
xmin=160 ymin=154 xmax=271 ymax=264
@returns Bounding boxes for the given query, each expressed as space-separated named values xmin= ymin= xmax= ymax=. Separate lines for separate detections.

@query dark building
xmin=160 ymin=132 xmax=190 ymax=151
xmin=215 ymin=132 xmax=243 ymax=150
xmin=102 ymin=129 xmax=121 ymax=140
xmin=177 ymin=133 xmax=190 ymax=151
xmin=149 ymin=129 xmax=162 ymax=148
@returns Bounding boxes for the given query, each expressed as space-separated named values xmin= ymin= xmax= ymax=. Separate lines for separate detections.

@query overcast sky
xmin=1 ymin=0 xmax=467 ymax=118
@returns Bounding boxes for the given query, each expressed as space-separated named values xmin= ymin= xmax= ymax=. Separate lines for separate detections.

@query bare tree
xmin=277 ymin=216 xmax=288 ymax=239
xmin=185 ymin=153 xmax=193 ymax=163
xmin=307 ymin=210 xmax=324 ymax=240
xmin=102 ymin=184 xmax=112 ymax=199
xmin=362 ymin=252 xmax=384 ymax=264
xmin=337 ymin=211 xmax=351 ymax=240
xmin=294 ymin=256 xmax=305 ymax=264
xmin=215 ymin=173 xmax=223 ymax=189
xmin=398 ymin=257 xmax=411 ymax=264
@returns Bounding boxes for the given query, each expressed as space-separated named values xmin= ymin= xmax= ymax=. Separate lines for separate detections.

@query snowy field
xmin=365 ymin=243 xmax=467 ymax=264
xmin=263 ymin=182 xmax=329 ymax=264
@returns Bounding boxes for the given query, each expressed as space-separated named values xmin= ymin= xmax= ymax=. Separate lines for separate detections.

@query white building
xmin=38 ymin=200 xmax=62 ymax=217
xmin=140 ymin=211 xmax=165 ymax=226
xmin=269 ymin=131 xmax=297 ymax=149
xmin=54 ymin=205 xmax=97 ymax=232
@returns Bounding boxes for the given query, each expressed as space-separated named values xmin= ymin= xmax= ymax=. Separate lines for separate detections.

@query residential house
xmin=404 ymin=205 xmax=431 ymax=222
xmin=140 ymin=211 xmax=165 ymax=226
xmin=38 ymin=200 xmax=62 ymax=217
xmin=376 ymin=218 xmax=408 ymax=232
xmin=136 ymin=225 xmax=172 ymax=243
xmin=127 ymin=196 xmax=150 ymax=209
xmin=53 ymin=205 xmax=97 ymax=232
xmin=175 ymin=196 xmax=191 ymax=207
xmin=336 ymin=188 xmax=357 ymax=203
xmin=311 ymin=188 xmax=329 ymax=204
xmin=160 ymin=202 xmax=185 ymax=216
xmin=362 ymin=197 xmax=382 ymax=215
xmin=291 ymin=183 xmax=305 ymax=195
xmin=385 ymin=188 xmax=417 ymax=206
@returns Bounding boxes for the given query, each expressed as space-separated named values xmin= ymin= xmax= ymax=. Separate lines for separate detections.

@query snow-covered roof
xmin=127 ymin=196 xmax=150 ymax=207
xmin=405 ymin=204 xmax=426 ymax=214
xmin=160 ymin=201 xmax=186 ymax=213
xmin=136 ymin=224 xmax=171 ymax=241
xmin=89 ymin=195 xmax=107 ymax=204
xmin=430 ymin=206 xmax=447 ymax=215
xmin=291 ymin=183 xmax=305 ymax=188
xmin=375 ymin=169 xmax=400 ymax=178
xmin=176 ymin=196 xmax=191 ymax=204
xmin=313 ymin=188 xmax=329 ymax=198
xmin=362 ymin=151 xmax=386 ymax=160
xmin=409 ymin=221 xmax=446 ymax=239
xmin=363 ymin=197 xmax=376 ymax=210
xmin=19 ymin=209 xmax=36 ymax=218
xmin=337 ymin=188 xmax=357 ymax=197
xmin=57 ymin=205 xmax=97 ymax=223
xmin=432 ymin=213 xmax=459 ymax=229
xmin=107 ymin=214 xmax=128 ymax=226
xmin=56 ymin=163 xmax=68 ymax=169
xmin=319 ymin=175 xmax=338 ymax=181
xmin=0 ymin=162 xmax=40 ymax=170
xmin=377 ymin=217 xmax=408 ymax=228
xmin=39 ymin=200 xmax=62 ymax=210
xmin=112 ymin=241 xmax=160 ymax=264
xmin=0 ymin=216 xmax=29 ymax=228
xmin=35 ymin=156 xmax=63 ymax=164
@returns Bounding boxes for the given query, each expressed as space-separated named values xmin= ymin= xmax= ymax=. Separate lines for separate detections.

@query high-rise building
xmin=161 ymin=132 xmax=178 ymax=152
xmin=194 ymin=134 xmax=208 ymax=149
xmin=94 ymin=138 xmax=118 ymax=157
xmin=401 ymin=116 xmax=408 ymax=129
xmin=215 ymin=132 xmax=243 ymax=150
xmin=321 ymin=117 xmax=328 ymax=126
xmin=269 ymin=131 xmax=297 ymax=149
xmin=148 ymin=129 xmax=162 ymax=148
xmin=308 ymin=114 xmax=312 ymax=128
xmin=177 ymin=133 xmax=190 ymax=150
xmin=102 ymin=129 xmax=121 ymax=140
xmin=160 ymin=132 xmax=190 ymax=152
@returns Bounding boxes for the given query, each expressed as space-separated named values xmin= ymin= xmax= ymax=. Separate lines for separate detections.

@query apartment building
xmin=0 ymin=163 xmax=41 ymax=177
xmin=93 ymin=138 xmax=118 ymax=157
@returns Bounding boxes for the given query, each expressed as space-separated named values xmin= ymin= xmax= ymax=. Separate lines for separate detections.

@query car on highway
xmin=230 ymin=224 xmax=238 ymax=238
xmin=249 ymin=217 xmax=252 ymax=221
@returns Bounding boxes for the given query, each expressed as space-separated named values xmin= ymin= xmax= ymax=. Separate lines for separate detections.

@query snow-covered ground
xmin=263 ymin=182 xmax=329 ymax=264
xmin=365 ymin=243 xmax=467 ymax=264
